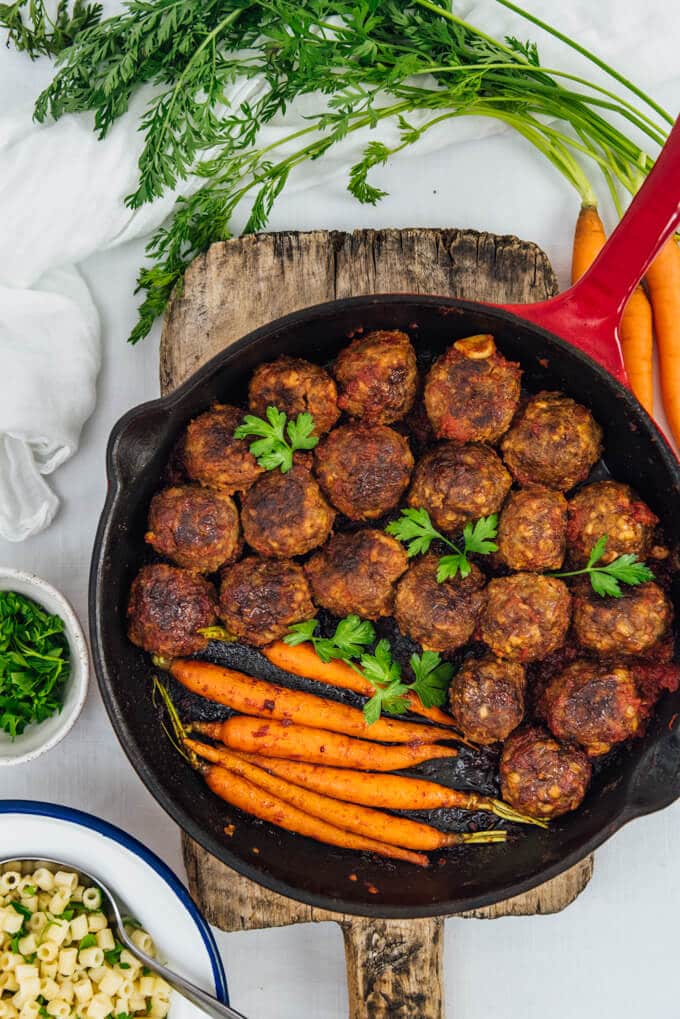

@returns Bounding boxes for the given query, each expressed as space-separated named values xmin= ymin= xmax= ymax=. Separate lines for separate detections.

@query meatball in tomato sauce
xmin=500 ymin=391 xmax=602 ymax=490
xmin=500 ymin=726 xmax=592 ymax=819
xmin=480 ymin=574 xmax=571 ymax=663
xmin=248 ymin=356 xmax=339 ymax=436
xmin=497 ymin=486 xmax=567 ymax=571
xmin=407 ymin=442 xmax=511 ymax=537
xmin=394 ymin=555 xmax=486 ymax=652
xmin=334 ymin=330 xmax=418 ymax=424
xmin=183 ymin=403 xmax=263 ymax=494
xmin=127 ymin=564 xmax=217 ymax=658
xmin=543 ymin=658 xmax=642 ymax=756
xmin=449 ymin=653 xmax=525 ymax=745
xmin=315 ymin=423 xmax=413 ymax=521
xmin=241 ymin=465 xmax=334 ymax=558
xmin=567 ymin=480 xmax=658 ymax=565
xmin=424 ymin=334 xmax=521 ymax=443
xmin=219 ymin=557 xmax=314 ymax=647
xmin=573 ymin=580 xmax=671 ymax=657
xmin=145 ymin=485 xmax=241 ymax=573
xmin=305 ymin=530 xmax=407 ymax=620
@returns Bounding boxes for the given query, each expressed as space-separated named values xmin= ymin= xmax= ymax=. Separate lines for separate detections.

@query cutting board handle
xmin=340 ymin=916 xmax=444 ymax=1019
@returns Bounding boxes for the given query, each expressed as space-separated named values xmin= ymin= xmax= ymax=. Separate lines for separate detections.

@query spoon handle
xmin=119 ymin=935 xmax=248 ymax=1019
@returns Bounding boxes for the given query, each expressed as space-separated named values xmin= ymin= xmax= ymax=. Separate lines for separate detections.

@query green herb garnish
xmin=10 ymin=900 xmax=32 ymax=919
xmin=104 ymin=941 xmax=126 ymax=966
xmin=285 ymin=618 xmax=453 ymax=724
xmin=552 ymin=535 xmax=654 ymax=597
xmin=234 ymin=406 xmax=318 ymax=474
xmin=284 ymin=615 xmax=375 ymax=662
xmin=78 ymin=933 xmax=97 ymax=950
xmin=387 ymin=508 xmax=498 ymax=582
xmin=0 ymin=590 xmax=70 ymax=739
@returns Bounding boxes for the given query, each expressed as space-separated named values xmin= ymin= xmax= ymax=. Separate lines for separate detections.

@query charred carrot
xmin=262 ymin=641 xmax=456 ymax=727
xmin=572 ymin=203 xmax=654 ymax=412
xmin=646 ymin=237 xmax=680 ymax=446
xmin=189 ymin=740 xmax=506 ymax=851
xmin=201 ymin=763 xmax=429 ymax=866
xmin=230 ymin=752 xmax=545 ymax=826
xmin=170 ymin=658 xmax=457 ymax=743
xmin=192 ymin=717 xmax=458 ymax=771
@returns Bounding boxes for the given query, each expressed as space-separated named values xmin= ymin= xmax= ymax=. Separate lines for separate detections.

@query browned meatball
xmin=497 ymin=486 xmax=567 ymax=571
xmin=481 ymin=574 xmax=571 ymax=663
xmin=449 ymin=654 xmax=525 ymax=745
xmin=305 ymin=530 xmax=408 ymax=620
xmin=573 ymin=580 xmax=671 ymax=657
xmin=241 ymin=465 xmax=334 ymax=558
xmin=500 ymin=391 xmax=602 ymax=490
xmin=543 ymin=659 xmax=642 ymax=755
xmin=567 ymin=480 xmax=659 ymax=565
xmin=500 ymin=726 xmax=592 ymax=819
xmin=127 ymin=564 xmax=217 ymax=657
xmin=407 ymin=442 xmax=511 ymax=536
xmin=218 ymin=557 xmax=314 ymax=647
xmin=183 ymin=403 xmax=263 ymax=494
xmin=424 ymin=334 xmax=521 ymax=443
xmin=145 ymin=485 xmax=241 ymax=573
xmin=248 ymin=356 xmax=340 ymax=436
xmin=334 ymin=330 xmax=418 ymax=424
xmin=315 ymin=424 xmax=413 ymax=521
xmin=394 ymin=555 xmax=486 ymax=651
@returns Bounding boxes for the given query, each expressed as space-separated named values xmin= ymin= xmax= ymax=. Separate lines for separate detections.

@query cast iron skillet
xmin=90 ymin=122 xmax=680 ymax=918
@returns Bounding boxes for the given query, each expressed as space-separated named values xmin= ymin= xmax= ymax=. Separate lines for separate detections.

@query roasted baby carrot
xmin=262 ymin=641 xmax=455 ymax=727
xmin=192 ymin=717 xmax=458 ymax=771
xmin=170 ymin=658 xmax=456 ymax=743
xmin=646 ymin=237 xmax=680 ymax=446
xmin=230 ymin=752 xmax=545 ymax=826
xmin=201 ymin=763 xmax=429 ymax=866
xmin=189 ymin=741 xmax=506 ymax=850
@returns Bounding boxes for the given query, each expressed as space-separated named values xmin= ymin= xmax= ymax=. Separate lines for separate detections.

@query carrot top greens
xmin=0 ymin=590 xmax=70 ymax=738
xmin=1 ymin=1 xmax=670 ymax=343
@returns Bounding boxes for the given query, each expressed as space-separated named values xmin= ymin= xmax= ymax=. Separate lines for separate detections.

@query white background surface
xmin=2 ymin=8 xmax=680 ymax=1017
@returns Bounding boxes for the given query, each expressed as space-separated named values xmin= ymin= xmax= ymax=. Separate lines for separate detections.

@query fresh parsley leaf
xmin=462 ymin=516 xmax=499 ymax=555
xmin=78 ymin=933 xmax=97 ymax=950
xmin=234 ymin=406 xmax=319 ymax=474
xmin=409 ymin=651 xmax=453 ymax=708
xmin=0 ymin=590 xmax=70 ymax=739
xmin=388 ymin=508 xmax=497 ymax=583
xmin=363 ymin=683 xmax=410 ymax=724
xmin=104 ymin=941 xmax=127 ymax=966
xmin=284 ymin=615 xmax=375 ymax=663
xmin=552 ymin=534 xmax=655 ymax=597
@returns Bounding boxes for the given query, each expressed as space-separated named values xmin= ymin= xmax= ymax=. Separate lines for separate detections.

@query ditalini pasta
xmin=0 ymin=866 xmax=172 ymax=1019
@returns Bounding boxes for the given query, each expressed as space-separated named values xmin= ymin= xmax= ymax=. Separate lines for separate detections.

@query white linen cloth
xmin=0 ymin=0 xmax=677 ymax=540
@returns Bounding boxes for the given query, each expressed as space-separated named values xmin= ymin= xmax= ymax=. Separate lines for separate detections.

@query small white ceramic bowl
xmin=0 ymin=567 xmax=89 ymax=766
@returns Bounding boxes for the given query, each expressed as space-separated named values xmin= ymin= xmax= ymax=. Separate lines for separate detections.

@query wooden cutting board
xmin=159 ymin=227 xmax=594 ymax=1019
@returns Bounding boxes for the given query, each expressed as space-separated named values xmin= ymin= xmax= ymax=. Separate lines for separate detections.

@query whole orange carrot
xmin=262 ymin=641 xmax=456 ymax=727
xmin=231 ymin=751 xmax=545 ymax=826
xmin=572 ymin=204 xmax=654 ymax=413
xmin=188 ymin=740 xmax=506 ymax=851
xmin=192 ymin=717 xmax=458 ymax=771
xmin=170 ymin=658 xmax=457 ymax=743
xmin=201 ymin=764 xmax=429 ymax=867
xmin=646 ymin=237 xmax=680 ymax=446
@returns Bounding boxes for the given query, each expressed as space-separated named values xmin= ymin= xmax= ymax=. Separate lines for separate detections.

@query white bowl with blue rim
xmin=0 ymin=568 xmax=89 ymax=766
xmin=0 ymin=801 xmax=229 ymax=1012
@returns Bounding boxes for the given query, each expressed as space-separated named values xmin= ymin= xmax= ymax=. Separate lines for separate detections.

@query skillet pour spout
xmin=90 ymin=118 xmax=680 ymax=917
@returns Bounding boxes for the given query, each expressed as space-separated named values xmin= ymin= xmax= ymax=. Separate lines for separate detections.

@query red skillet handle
xmin=500 ymin=116 xmax=680 ymax=386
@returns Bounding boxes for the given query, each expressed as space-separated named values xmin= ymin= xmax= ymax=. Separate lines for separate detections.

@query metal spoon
xmin=1 ymin=858 xmax=247 ymax=1019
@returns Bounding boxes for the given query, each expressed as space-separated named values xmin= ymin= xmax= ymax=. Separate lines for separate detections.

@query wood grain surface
xmin=160 ymin=226 xmax=593 ymax=1019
